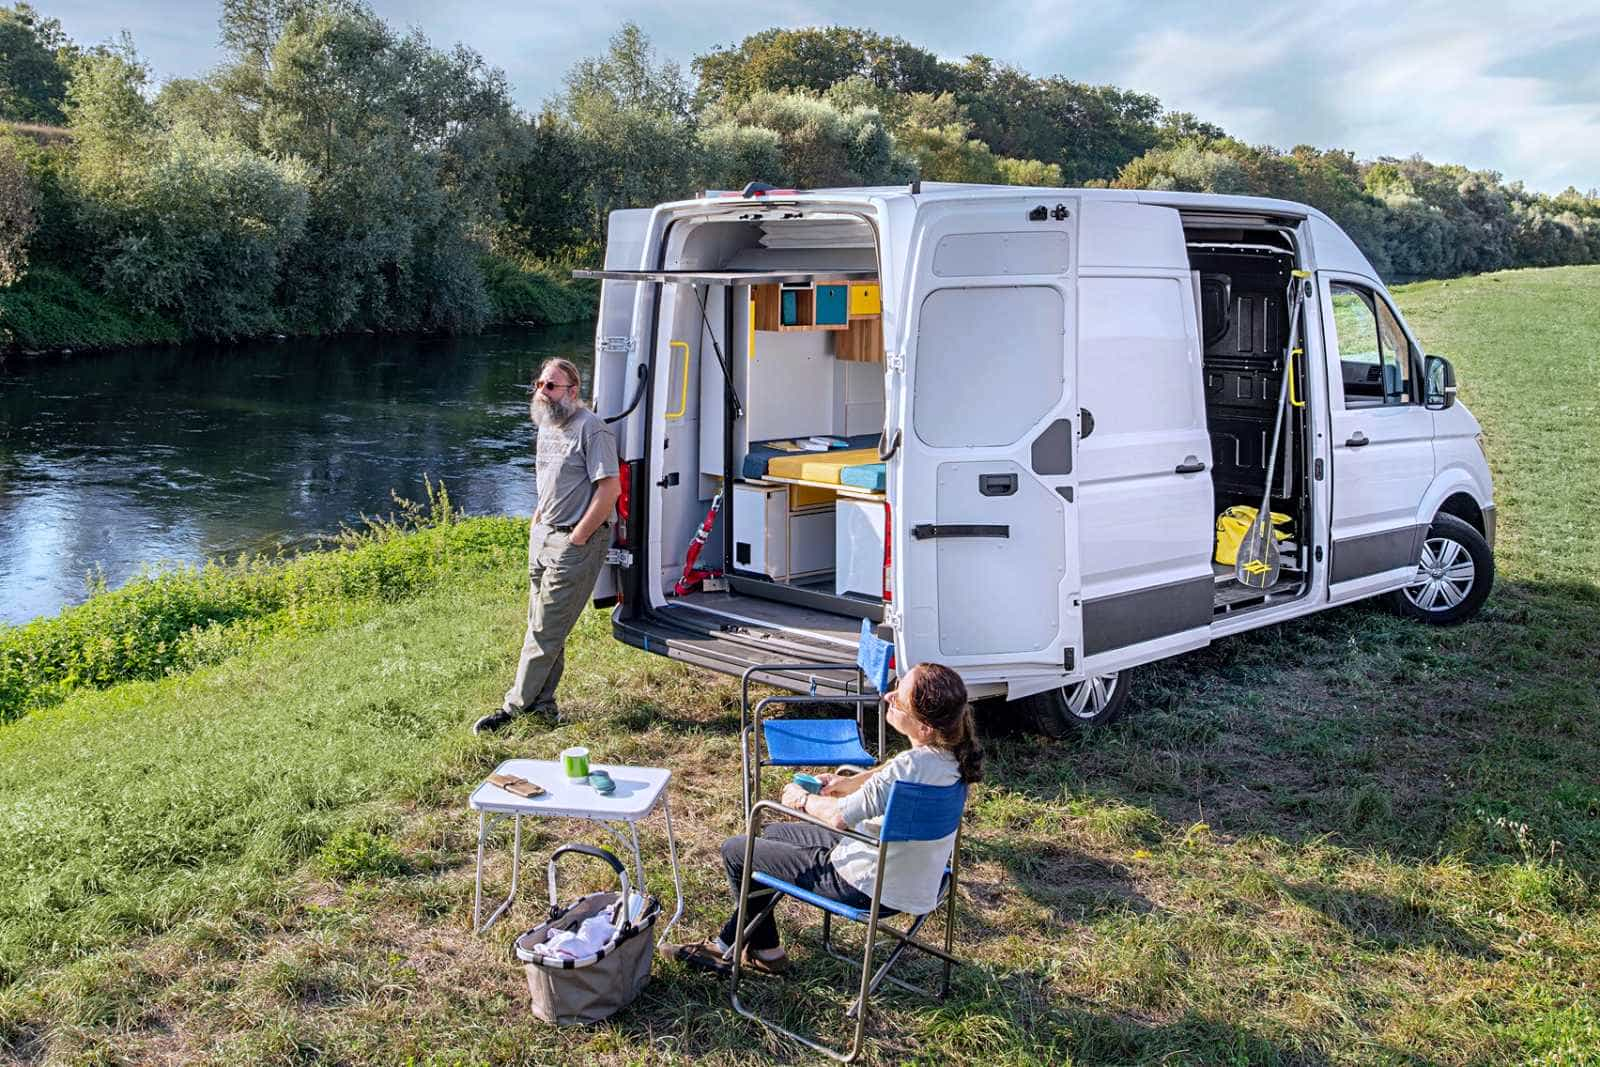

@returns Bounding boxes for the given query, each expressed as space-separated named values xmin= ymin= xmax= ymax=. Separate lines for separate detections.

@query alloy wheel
xmin=1403 ymin=536 xmax=1476 ymax=612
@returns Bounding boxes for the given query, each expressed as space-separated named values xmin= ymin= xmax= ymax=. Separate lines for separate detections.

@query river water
xmin=0 ymin=325 xmax=595 ymax=626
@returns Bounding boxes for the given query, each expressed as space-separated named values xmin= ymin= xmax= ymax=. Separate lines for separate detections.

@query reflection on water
xmin=0 ymin=325 xmax=595 ymax=625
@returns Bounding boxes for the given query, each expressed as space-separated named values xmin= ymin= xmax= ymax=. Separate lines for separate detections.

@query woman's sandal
xmin=667 ymin=941 xmax=789 ymax=977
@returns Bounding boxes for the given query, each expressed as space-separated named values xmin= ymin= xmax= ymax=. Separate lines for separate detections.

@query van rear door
xmin=590 ymin=208 xmax=652 ymax=606
xmin=892 ymin=196 xmax=1083 ymax=690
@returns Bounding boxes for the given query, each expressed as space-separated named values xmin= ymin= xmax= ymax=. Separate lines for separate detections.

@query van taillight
xmin=882 ymin=500 xmax=892 ymax=603
xmin=615 ymin=461 xmax=631 ymax=548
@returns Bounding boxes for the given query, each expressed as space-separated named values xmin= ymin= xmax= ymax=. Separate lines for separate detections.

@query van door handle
xmin=1345 ymin=432 xmax=1369 ymax=448
xmin=911 ymin=524 xmax=1010 ymax=540
xmin=1079 ymin=408 xmax=1095 ymax=439
xmin=978 ymin=473 xmax=1017 ymax=496
xmin=1174 ymin=456 xmax=1206 ymax=474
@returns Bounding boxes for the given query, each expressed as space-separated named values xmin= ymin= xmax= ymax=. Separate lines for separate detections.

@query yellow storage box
xmin=1214 ymin=506 xmax=1292 ymax=565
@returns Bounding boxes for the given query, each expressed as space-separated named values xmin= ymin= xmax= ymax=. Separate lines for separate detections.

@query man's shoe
xmin=531 ymin=701 xmax=562 ymax=724
xmin=472 ymin=709 xmax=516 ymax=735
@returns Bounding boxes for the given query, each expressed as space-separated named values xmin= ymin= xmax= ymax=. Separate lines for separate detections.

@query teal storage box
xmin=815 ymin=284 xmax=848 ymax=326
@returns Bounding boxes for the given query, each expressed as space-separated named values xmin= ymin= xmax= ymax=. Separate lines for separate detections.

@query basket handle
xmin=546 ymin=844 xmax=632 ymax=923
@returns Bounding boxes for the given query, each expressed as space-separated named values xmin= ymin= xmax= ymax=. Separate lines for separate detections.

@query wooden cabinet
xmin=753 ymin=278 xmax=873 ymax=333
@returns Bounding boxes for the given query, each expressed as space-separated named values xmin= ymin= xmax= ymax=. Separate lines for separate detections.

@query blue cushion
xmin=762 ymin=718 xmax=873 ymax=767
xmin=839 ymin=463 xmax=886 ymax=492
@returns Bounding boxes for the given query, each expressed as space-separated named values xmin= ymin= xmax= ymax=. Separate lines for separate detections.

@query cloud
xmin=1115 ymin=2 xmax=1600 ymax=192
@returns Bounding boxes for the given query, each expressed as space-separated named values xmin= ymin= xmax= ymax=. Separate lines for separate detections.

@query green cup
xmin=561 ymin=746 xmax=590 ymax=780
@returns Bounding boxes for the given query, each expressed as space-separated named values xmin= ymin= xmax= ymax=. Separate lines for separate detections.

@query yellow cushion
xmin=765 ymin=447 xmax=881 ymax=485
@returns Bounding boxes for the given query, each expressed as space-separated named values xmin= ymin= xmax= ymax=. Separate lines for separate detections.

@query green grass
xmin=1 ymin=266 xmax=1597 ymax=1064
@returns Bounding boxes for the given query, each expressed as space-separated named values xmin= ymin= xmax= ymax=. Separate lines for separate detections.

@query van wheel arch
xmin=1435 ymin=492 xmax=1486 ymax=539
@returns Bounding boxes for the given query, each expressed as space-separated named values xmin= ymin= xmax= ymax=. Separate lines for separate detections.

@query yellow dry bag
xmin=1214 ymin=506 xmax=1292 ymax=566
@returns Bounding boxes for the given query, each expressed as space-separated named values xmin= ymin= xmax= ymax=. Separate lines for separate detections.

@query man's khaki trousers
xmin=503 ymin=522 xmax=609 ymax=714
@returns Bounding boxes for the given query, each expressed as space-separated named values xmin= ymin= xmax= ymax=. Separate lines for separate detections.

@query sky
xmin=43 ymin=0 xmax=1600 ymax=195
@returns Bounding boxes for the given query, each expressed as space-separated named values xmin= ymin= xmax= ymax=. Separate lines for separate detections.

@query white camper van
xmin=576 ymin=183 xmax=1495 ymax=733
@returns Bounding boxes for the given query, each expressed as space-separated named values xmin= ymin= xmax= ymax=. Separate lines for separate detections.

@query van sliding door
xmin=894 ymin=196 xmax=1084 ymax=696
xmin=1073 ymin=201 xmax=1214 ymax=670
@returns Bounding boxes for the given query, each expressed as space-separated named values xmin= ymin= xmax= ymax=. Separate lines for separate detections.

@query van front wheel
xmin=1385 ymin=513 xmax=1494 ymax=626
xmin=1026 ymin=671 xmax=1133 ymax=736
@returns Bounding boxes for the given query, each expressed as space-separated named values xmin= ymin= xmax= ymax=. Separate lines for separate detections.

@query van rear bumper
xmin=612 ymin=607 xmax=871 ymax=696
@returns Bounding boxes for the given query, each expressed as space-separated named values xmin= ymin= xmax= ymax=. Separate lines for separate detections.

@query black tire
xmin=1385 ymin=513 xmax=1494 ymax=626
xmin=1024 ymin=670 xmax=1134 ymax=736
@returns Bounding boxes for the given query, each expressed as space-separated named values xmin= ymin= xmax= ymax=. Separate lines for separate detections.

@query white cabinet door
xmin=1320 ymin=274 xmax=1435 ymax=602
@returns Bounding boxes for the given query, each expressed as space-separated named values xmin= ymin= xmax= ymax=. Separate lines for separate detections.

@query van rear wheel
xmin=1385 ymin=513 xmax=1493 ymax=626
xmin=1026 ymin=670 xmax=1133 ymax=736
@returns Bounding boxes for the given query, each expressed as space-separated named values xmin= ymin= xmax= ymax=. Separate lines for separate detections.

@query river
xmin=0 ymin=325 xmax=595 ymax=627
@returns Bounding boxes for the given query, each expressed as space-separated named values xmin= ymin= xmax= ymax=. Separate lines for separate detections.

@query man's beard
xmin=532 ymin=391 xmax=578 ymax=427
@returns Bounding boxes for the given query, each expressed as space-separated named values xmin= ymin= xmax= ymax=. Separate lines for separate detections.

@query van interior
xmin=1187 ymin=225 xmax=1313 ymax=614
xmin=639 ymin=209 xmax=1312 ymax=652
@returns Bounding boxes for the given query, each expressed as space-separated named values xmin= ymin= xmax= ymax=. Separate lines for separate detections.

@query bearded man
xmin=474 ymin=357 xmax=620 ymax=733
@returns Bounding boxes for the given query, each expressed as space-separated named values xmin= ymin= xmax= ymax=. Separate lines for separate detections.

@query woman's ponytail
xmin=905 ymin=663 xmax=984 ymax=784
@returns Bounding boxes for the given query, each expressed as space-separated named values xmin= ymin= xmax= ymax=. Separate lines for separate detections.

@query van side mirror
xmin=1424 ymin=354 xmax=1457 ymax=410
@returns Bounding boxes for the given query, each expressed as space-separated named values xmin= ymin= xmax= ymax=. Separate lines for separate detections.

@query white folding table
xmin=469 ymin=758 xmax=684 ymax=941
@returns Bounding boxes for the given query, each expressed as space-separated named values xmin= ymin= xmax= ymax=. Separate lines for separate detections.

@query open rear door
xmin=891 ymin=195 xmax=1083 ymax=696
xmin=590 ymin=208 xmax=652 ymax=607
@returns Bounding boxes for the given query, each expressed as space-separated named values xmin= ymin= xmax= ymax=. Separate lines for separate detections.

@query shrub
xmin=0 ymin=263 xmax=180 ymax=349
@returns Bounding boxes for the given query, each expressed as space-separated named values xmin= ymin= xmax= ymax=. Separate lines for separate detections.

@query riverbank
xmin=1 ymin=267 xmax=1596 ymax=1063
xmin=0 ymin=258 xmax=596 ymax=355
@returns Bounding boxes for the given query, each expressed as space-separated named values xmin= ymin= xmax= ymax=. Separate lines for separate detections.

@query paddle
xmin=1235 ymin=270 xmax=1311 ymax=589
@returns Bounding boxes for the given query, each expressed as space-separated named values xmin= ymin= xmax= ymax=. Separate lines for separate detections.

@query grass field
xmin=2 ymin=266 xmax=1598 ymax=1065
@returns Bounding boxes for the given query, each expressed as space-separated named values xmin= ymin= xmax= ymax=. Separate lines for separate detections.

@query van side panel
xmin=1073 ymin=202 xmax=1215 ymax=667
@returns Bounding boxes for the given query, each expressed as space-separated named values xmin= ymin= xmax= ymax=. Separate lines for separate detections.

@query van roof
xmin=664 ymin=183 xmax=1379 ymax=279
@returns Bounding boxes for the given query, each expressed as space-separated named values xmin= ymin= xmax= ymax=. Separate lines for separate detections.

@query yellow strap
xmin=1289 ymin=347 xmax=1305 ymax=408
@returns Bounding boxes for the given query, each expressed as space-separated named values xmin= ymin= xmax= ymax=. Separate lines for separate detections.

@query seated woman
xmin=669 ymin=662 xmax=983 ymax=976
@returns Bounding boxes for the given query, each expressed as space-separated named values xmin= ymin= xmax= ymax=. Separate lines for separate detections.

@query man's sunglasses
xmin=535 ymin=379 xmax=574 ymax=392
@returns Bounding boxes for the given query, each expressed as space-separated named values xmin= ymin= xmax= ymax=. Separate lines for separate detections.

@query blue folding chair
xmin=739 ymin=619 xmax=894 ymax=820
xmin=729 ymin=779 xmax=968 ymax=1063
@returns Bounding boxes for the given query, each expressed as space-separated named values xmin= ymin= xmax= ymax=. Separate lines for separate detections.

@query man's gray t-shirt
xmin=533 ymin=408 xmax=620 ymax=528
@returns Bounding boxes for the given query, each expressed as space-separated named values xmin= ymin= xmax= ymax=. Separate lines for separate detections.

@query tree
xmin=0 ymin=3 xmax=73 ymax=123
xmin=560 ymin=23 xmax=699 ymax=233
xmin=694 ymin=28 xmax=958 ymax=106
xmin=64 ymin=39 xmax=156 ymax=194
xmin=0 ymin=136 xmax=37 ymax=285
xmin=702 ymin=91 xmax=912 ymax=189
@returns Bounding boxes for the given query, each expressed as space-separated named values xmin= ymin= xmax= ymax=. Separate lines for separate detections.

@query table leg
xmin=658 ymin=794 xmax=685 ymax=943
xmin=472 ymin=810 xmax=488 ymax=932
xmin=627 ymin=823 xmax=647 ymax=903
xmin=474 ymin=813 xmax=524 ymax=935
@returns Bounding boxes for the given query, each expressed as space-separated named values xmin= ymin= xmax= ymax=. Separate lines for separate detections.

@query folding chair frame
xmin=728 ymin=801 xmax=965 ymax=1063
xmin=738 ymin=662 xmax=886 ymax=821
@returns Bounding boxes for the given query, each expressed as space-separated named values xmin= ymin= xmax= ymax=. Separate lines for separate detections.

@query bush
xmin=0 ymin=485 xmax=526 ymax=723
xmin=479 ymin=253 xmax=598 ymax=325
xmin=0 ymin=263 xmax=180 ymax=349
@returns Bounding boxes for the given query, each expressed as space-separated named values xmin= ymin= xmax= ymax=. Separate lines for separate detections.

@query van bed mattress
xmin=740 ymin=434 xmax=879 ymax=480
xmin=765 ymin=447 xmax=880 ymax=485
